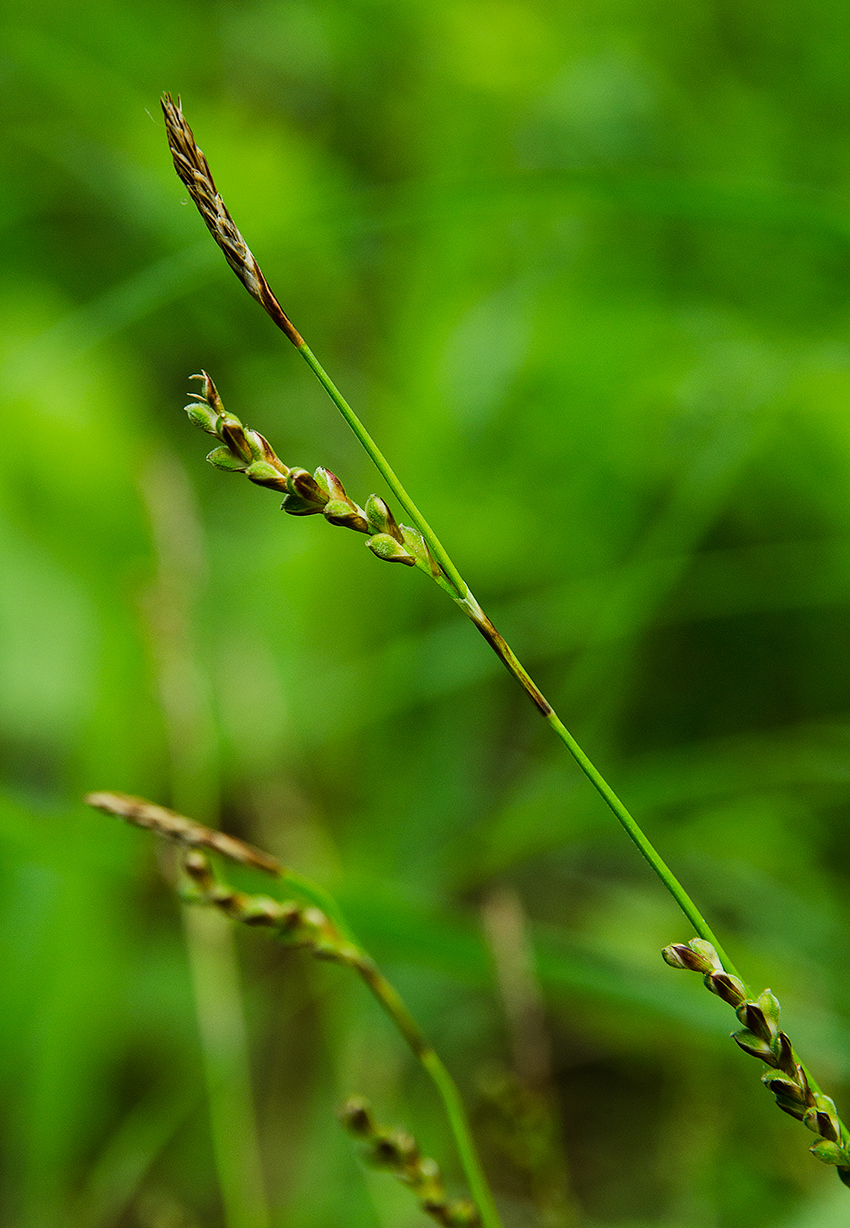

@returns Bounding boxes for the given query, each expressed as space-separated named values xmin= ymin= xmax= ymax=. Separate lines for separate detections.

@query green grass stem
xmin=349 ymin=953 xmax=501 ymax=1228
xmin=293 ymin=344 xmax=739 ymax=976
xmin=297 ymin=342 xmax=468 ymax=599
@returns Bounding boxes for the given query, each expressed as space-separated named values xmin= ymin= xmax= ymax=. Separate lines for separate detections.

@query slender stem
xmin=542 ymin=707 xmax=739 ymax=975
xmin=295 ymin=343 xmax=739 ymax=976
xmin=422 ymin=1050 xmax=501 ymax=1228
xmin=158 ymin=91 xmax=735 ymax=977
xmin=297 ymin=342 xmax=468 ymax=599
xmin=458 ymin=594 xmax=739 ymax=974
xmin=351 ymin=954 xmax=501 ymax=1228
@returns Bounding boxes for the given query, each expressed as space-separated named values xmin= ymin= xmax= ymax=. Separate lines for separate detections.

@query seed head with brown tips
xmin=160 ymin=92 xmax=302 ymax=346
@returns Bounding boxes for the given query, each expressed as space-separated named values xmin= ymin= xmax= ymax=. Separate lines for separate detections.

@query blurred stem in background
xmin=140 ymin=453 xmax=272 ymax=1228
xmin=480 ymin=887 xmax=577 ymax=1228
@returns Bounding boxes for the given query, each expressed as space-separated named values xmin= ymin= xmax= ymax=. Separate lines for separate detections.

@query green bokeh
xmin=4 ymin=2 xmax=850 ymax=1225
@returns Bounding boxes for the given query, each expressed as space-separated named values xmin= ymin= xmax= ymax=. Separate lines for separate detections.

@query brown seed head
xmin=85 ymin=791 xmax=283 ymax=876
xmin=160 ymin=93 xmax=303 ymax=346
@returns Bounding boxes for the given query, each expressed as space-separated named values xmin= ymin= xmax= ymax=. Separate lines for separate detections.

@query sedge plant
xmin=89 ymin=91 xmax=850 ymax=1224
xmin=172 ymin=364 xmax=850 ymax=1191
xmin=154 ymin=93 xmax=850 ymax=1188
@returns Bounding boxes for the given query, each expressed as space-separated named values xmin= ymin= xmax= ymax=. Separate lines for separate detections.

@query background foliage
xmin=5 ymin=1 xmax=850 ymax=1225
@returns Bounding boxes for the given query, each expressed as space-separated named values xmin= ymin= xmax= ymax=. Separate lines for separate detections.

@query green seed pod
xmin=662 ymin=943 xmax=699 ymax=970
xmin=206 ymin=445 xmax=247 ymax=472
xmin=737 ymin=1001 xmax=764 ymax=1035
xmin=243 ymin=427 xmax=277 ymax=464
xmin=185 ymin=399 xmax=219 ymax=433
xmin=810 ymin=1139 xmax=849 ymax=1167
xmin=338 ymin=1097 xmax=376 ymax=1138
xmin=736 ymin=993 xmax=781 ymax=1043
xmin=371 ymin=1129 xmax=417 ymax=1168
xmin=687 ymin=939 xmax=722 ymax=969
xmin=366 ymin=533 xmax=416 ymax=565
xmin=182 ymin=849 xmax=215 ymax=891
xmin=218 ymin=414 xmax=253 ymax=462
xmin=281 ymin=492 xmax=325 ymax=516
xmin=772 ymin=1032 xmax=797 ymax=1078
xmin=662 ymin=940 xmax=721 ymax=973
xmin=287 ymin=468 xmax=328 ymax=508
xmin=705 ymin=971 xmax=747 ymax=1006
xmin=417 ymin=1157 xmax=440 ymax=1183
xmin=732 ymin=1028 xmax=778 ymax=1065
xmin=245 ymin=460 xmax=289 ymax=489
xmin=755 ymin=988 xmax=781 ymax=1036
xmin=420 ymin=1196 xmax=449 ymax=1217
xmin=444 ymin=1201 xmax=480 ymax=1226
xmin=365 ymin=494 xmax=404 ymax=543
xmin=324 ymin=499 xmax=370 ymax=533
xmin=400 ymin=526 xmax=441 ymax=577
xmin=370 ymin=1135 xmax=405 ymax=1171
xmin=316 ymin=468 xmax=348 ymax=501
xmin=806 ymin=1097 xmax=841 ymax=1142
xmin=239 ymin=895 xmax=288 ymax=926
xmin=763 ymin=1074 xmax=806 ymax=1103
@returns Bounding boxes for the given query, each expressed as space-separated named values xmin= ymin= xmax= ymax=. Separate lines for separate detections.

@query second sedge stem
xmin=352 ymin=954 xmax=502 ymax=1228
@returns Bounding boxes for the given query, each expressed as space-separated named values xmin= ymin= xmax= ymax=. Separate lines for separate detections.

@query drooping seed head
xmin=84 ymin=791 xmax=283 ymax=875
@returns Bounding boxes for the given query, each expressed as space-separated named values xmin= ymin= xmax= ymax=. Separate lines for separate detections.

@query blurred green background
xmin=5 ymin=1 xmax=850 ymax=1225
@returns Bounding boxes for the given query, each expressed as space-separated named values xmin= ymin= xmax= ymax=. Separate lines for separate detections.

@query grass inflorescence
xmin=86 ymin=791 xmax=499 ymax=1227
